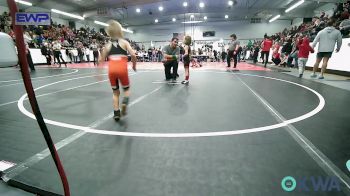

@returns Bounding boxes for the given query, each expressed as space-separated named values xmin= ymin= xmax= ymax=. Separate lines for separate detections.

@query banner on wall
xmin=15 ymin=12 xmax=51 ymax=26
xmin=97 ymin=8 xmax=111 ymax=16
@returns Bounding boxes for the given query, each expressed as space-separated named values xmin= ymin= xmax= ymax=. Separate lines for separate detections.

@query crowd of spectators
xmin=1 ymin=1 xmax=349 ymax=66
xmin=0 ymin=11 xmax=141 ymax=65
xmin=238 ymin=1 xmax=350 ymax=67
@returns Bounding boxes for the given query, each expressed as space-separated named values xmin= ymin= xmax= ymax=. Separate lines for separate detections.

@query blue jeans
xmin=287 ymin=51 xmax=298 ymax=67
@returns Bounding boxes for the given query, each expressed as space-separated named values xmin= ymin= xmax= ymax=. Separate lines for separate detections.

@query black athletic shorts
xmin=317 ymin=52 xmax=332 ymax=58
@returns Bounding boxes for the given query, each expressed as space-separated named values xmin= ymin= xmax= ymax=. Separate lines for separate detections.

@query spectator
xmin=272 ymin=51 xmax=281 ymax=65
xmin=340 ymin=8 xmax=350 ymax=20
xmin=162 ymin=37 xmax=180 ymax=81
xmin=311 ymin=20 xmax=342 ymax=79
xmin=297 ymin=36 xmax=314 ymax=78
xmin=85 ymin=47 xmax=91 ymax=63
xmin=261 ymin=36 xmax=273 ymax=67
xmin=41 ymin=42 xmax=52 ymax=65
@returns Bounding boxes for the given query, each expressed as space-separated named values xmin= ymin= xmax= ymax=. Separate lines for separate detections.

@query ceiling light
xmin=15 ymin=0 xmax=32 ymax=6
xmin=199 ymin=2 xmax=205 ymax=8
xmin=183 ymin=2 xmax=188 ymax=7
xmin=124 ymin=28 xmax=133 ymax=34
xmin=190 ymin=14 xmax=194 ymax=18
xmin=172 ymin=18 xmax=176 ymax=22
xmin=94 ymin=20 xmax=108 ymax=26
xmin=51 ymin=9 xmax=84 ymax=20
xmin=228 ymin=1 xmax=233 ymax=6
xmin=158 ymin=6 xmax=163 ymax=11
xmin=269 ymin=15 xmax=280 ymax=23
xmin=182 ymin=21 xmax=203 ymax=24
xmin=94 ymin=21 xmax=133 ymax=33
xmin=136 ymin=8 xmax=141 ymax=13
xmin=285 ymin=0 xmax=305 ymax=13
xmin=155 ymin=19 xmax=159 ymax=23
xmin=204 ymin=16 xmax=207 ymax=20
xmin=225 ymin=15 xmax=229 ymax=19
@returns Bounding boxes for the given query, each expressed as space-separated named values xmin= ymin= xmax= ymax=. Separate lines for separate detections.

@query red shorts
xmin=108 ymin=55 xmax=129 ymax=90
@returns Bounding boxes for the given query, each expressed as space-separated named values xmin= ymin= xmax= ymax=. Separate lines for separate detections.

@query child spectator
xmin=297 ymin=36 xmax=314 ymax=78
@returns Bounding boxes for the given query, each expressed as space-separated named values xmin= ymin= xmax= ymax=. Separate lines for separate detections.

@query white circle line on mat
xmin=18 ymin=71 xmax=325 ymax=138
xmin=0 ymin=69 xmax=79 ymax=83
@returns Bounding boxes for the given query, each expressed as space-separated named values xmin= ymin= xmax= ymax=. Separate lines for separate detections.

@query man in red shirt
xmin=261 ymin=36 xmax=273 ymax=67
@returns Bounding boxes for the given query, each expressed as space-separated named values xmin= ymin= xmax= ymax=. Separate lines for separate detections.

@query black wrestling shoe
xmin=114 ymin=110 xmax=121 ymax=121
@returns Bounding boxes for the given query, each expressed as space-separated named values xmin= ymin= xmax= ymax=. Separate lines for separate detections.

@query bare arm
xmin=234 ymin=42 xmax=240 ymax=54
xmin=235 ymin=45 xmax=240 ymax=51
xmin=125 ymin=41 xmax=137 ymax=71
xmin=235 ymin=43 xmax=240 ymax=51
xmin=184 ymin=45 xmax=189 ymax=56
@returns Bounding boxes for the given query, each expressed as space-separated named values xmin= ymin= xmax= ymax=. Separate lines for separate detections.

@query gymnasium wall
xmin=0 ymin=5 xmax=8 ymax=13
xmin=292 ymin=18 xmax=303 ymax=26
xmin=313 ymin=3 xmax=337 ymax=17
xmin=128 ymin=20 xmax=292 ymax=43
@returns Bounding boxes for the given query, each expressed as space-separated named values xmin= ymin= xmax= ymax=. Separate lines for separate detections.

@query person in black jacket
xmin=41 ymin=42 xmax=52 ymax=65
xmin=253 ymin=44 xmax=260 ymax=64
xmin=279 ymin=38 xmax=293 ymax=66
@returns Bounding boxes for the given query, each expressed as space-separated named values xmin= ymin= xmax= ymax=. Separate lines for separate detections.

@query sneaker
xmin=298 ymin=74 xmax=303 ymax=78
xmin=181 ymin=80 xmax=189 ymax=84
xmin=310 ymin=73 xmax=317 ymax=78
xmin=114 ymin=110 xmax=121 ymax=121
xmin=318 ymin=76 xmax=324 ymax=79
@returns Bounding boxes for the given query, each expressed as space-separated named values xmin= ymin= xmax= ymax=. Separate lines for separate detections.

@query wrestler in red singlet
xmin=98 ymin=20 xmax=137 ymax=121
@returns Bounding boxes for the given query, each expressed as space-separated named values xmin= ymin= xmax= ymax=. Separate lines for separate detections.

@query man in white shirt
xmin=52 ymin=40 xmax=67 ymax=67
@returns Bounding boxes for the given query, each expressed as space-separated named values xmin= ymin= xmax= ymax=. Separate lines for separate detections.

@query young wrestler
xmin=98 ymin=20 xmax=137 ymax=121
xmin=182 ymin=35 xmax=192 ymax=84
